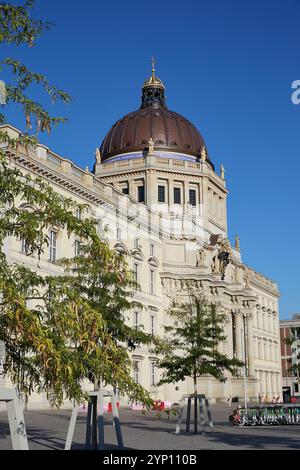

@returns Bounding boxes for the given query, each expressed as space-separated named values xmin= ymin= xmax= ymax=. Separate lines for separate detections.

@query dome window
xmin=170 ymin=141 xmax=178 ymax=146
xmin=125 ymin=142 xmax=131 ymax=147
xmin=186 ymin=144 xmax=191 ymax=149
xmin=155 ymin=139 xmax=164 ymax=145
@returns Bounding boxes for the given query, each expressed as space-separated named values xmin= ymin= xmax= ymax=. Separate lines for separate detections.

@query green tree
xmin=155 ymin=293 xmax=243 ymax=395
xmin=0 ymin=1 xmax=153 ymax=407
xmin=284 ymin=327 xmax=300 ymax=381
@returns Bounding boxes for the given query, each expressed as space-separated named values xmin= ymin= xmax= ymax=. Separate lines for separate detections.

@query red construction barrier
xmin=153 ymin=400 xmax=165 ymax=411
xmin=108 ymin=402 xmax=120 ymax=412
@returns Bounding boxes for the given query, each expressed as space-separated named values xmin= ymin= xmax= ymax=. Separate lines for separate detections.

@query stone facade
xmin=0 ymin=118 xmax=281 ymax=408
xmin=280 ymin=314 xmax=300 ymax=400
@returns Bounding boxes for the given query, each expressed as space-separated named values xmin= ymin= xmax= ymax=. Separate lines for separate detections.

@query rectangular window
xmin=150 ymin=269 xmax=155 ymax=295
xmin=122 ymin=187 xmax=129 ymax=195
xmin=150 ymin=314 xmax=155 ymax=335
xmin=133 ymin=263 xmax=138 ymax=284
xmin=117 ymin=228 xmax=121 ymax=240
xmin=133 ymin=361 xmax=140 ymax=384
xmin=137 ymin=185 xmax=145 ymax=203
xmin=189 ymin=189 xmax=197 ymax=207
xmin=134 ymin=311 xmax=139 ymax=330
xmin=150 ymin=362 xmax=156 ymax=386
xmin=75 ymin=240 xmax=81 ymax=256
xmin=49 ymin=231 xmax=57 ymax=262
xmin=158 ymin=185 xmax=165 ymax=203
xmin=150 ymin=243 xmax=154 ymax=256
xmin=134 ymin=237 xmax=139 ymax=249
xmin=173 ymin=187 xmax=181 ymax=204
xmin=75 ymin=208 xmax=81 ymax=220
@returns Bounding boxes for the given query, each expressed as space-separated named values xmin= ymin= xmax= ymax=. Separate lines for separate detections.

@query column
xmin=254 ymin=369 xmax=260 ymax=398
xmin=227 ymin=313 xmax=233 ymax=358
xmin=247 ymin=314 xmax=255 ymax=377
xmin=271 ymin=372 xmax=276 ymax=396
xmin=168 ymin=178 xmax=173 ymax=211
xmin=259 ymin=370 xmax=263 ymax=393
xmin=146 ymin=170 xmax=156 ymax=210
xmin=276 ymin=372 xmax=280 ymax=397
xmin=254 ymin=336 xmax=259 ymax=359
xmin=266 ymin=371 xmax=271 ymax=399
xmin=128 ymin=179 xmax=135 ymax=199
xmin=235 ymin=312 xmax=243 ymax=361
xmin=184 ymin=180 xmax=189 ymax=204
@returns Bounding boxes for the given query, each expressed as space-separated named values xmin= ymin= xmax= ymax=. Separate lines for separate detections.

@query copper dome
xmin=99 ymin=68 xmax=213 ymax=169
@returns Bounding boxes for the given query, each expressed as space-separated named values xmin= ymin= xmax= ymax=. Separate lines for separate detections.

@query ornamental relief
xmin=161 ymin=277 xmax=207 ymax=297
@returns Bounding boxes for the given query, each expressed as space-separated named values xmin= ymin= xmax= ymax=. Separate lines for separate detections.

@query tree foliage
xmin=154 ymin=293 xmax=244 ymax=394
xmin=0 ymin=1 xmax=71 ymax=130
xmin=0 ymin=1 xmax=153 ymax=407
xmin=284 ymin=328 xmax=300 ymax=380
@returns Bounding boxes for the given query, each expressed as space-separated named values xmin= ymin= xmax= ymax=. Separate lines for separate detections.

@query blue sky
xmin=2 ymin=0 xmax=300 ymax=318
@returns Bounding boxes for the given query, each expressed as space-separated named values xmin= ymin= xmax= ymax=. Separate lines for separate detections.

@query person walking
xmin=227 ymin=395 xmax=232 ymax=407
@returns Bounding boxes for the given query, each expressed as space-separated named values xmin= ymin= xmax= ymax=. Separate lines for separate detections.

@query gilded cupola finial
xmin=141 ymin=57 xmax=166 ymax=108
xmin=151 ymin=56 xmax=156 ymax=78
xmin=143 ymin=57 xmax=165 ymax=91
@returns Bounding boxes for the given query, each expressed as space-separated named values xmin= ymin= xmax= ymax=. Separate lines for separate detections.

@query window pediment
xmin=147 ymin=256 xmax=159 ymax=268
xmin=131 ymin=248 xmax=144 ymax=261
xmin=114 ymin=242 xmax=129 ymax=255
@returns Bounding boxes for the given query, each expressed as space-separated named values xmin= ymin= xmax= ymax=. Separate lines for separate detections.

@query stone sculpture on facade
xmin=196 ymin=248 xmax=206 ymax=267
xmin=244 ymin=269 xmax=251 ymax=288
xmin=95 ymin=148 xmax=101 ymax=164
xmin=148 ymin=137 xmax=155 ymax=155
xmin=200 ymin=146 xmax=207 ymax=161
xmin=220 ymin=164 xmax=225 ymax=180
xmin=210 ymin=236 xmax=232 ymax=280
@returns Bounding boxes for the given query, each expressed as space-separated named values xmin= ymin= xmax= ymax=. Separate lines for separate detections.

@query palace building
xmin=1 ymin=65 xmax=282 ymax=408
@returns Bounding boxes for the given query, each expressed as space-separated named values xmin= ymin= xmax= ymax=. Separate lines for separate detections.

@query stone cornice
xmin=98 ymin=157 xmax=227 ymax=193
xmin=99 ymin=168 xmax=228 ymax=194
xmin=3 ymin=147 xmax=170 ymax=240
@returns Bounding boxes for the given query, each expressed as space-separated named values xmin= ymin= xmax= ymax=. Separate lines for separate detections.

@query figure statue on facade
xmin=209 ymin=235 xmax=232 ymax=279
xmin=200 ymin=145 xmax=207 ymax=161
xmin=211 ymin=252 xmax=220 ymax=274
xmin=148 ymin=137 xmax=155 ymax=155
xmin=196 ymin=248 xmax=206 ymax=266
xmin=234 ymin=266 xmax=242 ymax=284
xmin=220 ymin=164 xmax=225 ymax=180
xmin=235 ymin=235 xmax=240 ymax=251
xmin=218 ymin=250 xmax=230 ymax=280
xmin=244 ymin=269 xmax=251 ymax=289
xmin=95 ymin=147 xmax=101 ymax=164
xmin=217 ymin=238 xmax=232 ymax=280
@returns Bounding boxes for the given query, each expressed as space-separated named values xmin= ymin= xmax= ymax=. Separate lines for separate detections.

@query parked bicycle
xmin=229 ymin=404 xmax=300 ymax=426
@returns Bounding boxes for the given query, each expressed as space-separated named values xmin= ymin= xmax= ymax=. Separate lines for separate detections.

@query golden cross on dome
xmin=151 ymin=56 xmax=155 ymax=77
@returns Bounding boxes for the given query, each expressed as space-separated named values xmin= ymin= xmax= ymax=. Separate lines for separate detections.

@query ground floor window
xmin=133 ymin=361 xmax=140 ymax=384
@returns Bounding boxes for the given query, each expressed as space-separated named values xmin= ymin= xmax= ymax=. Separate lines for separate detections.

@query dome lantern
xmin=141 ymin=57 xmax=166 ymax=109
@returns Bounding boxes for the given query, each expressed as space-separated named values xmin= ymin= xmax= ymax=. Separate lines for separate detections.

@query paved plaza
xmin=0 ymin=404 xmax=299 ymax=450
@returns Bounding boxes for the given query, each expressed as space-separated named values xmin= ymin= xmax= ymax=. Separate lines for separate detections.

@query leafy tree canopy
xmin=154 ymin=293 xmax=243 ymax=394
xmin=0 ymin=1 xmax=153 ymax=407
